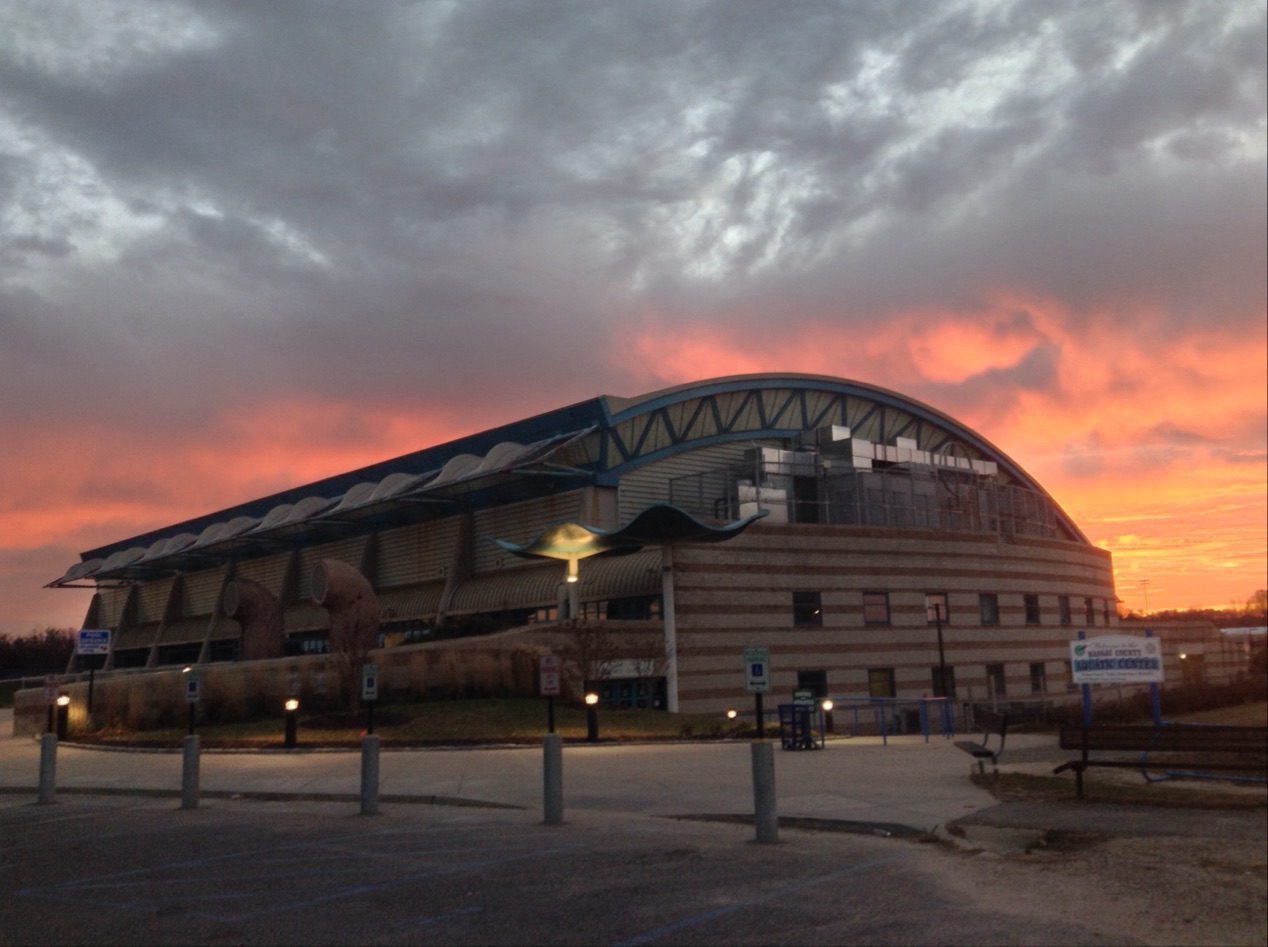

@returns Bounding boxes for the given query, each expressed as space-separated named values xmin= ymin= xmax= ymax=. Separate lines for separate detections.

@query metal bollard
xmin=543 ymin=732 xmax=564 ymax=825
xmin=751 ymin=740 xmax=778 ymax=844
xmin=181 ymin=735 xmax=200 ymax=810
xmin=38 ymin=733 xmax=57 ymax=805
xmin=360 ymin=734 xmax=380 ymax=815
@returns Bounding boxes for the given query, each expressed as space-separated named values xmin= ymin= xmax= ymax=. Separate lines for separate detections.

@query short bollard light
xmin=55 ymin=694 xmax=70 ymax=740
xmin=726 ymin=707 xmax=738 ymax=720
xmin=584 ymin=691 xmax=599 ymax=743
xmin=284 ymin=697 xmax=300 ymax=748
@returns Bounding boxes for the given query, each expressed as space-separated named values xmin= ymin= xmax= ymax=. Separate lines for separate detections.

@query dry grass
xmin=1171 ymin=700 xmax=1267 ymax=726
xmin=973 ymin=771 xmax=1267 ymax=809
xmin=74 ymin=697 xmax=744 ymax=749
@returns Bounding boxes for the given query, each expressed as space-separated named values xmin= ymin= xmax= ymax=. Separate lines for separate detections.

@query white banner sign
xmin=1070 ymin=634 xmax=1164 ymax=684
xmin=76 ymin=629 xmax=111 ymax=656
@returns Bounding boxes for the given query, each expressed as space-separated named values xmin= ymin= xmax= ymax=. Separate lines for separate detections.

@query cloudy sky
xmin=1 ymin=0 xmax=1264 ymax=635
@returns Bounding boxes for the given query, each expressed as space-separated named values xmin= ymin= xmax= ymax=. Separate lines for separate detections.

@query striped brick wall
xmin=669 ymin=522 xmax=1117 ymax=714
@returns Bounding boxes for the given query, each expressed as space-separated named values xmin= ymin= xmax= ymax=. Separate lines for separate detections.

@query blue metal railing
xmin=829 ymin=696 xmax=955 ymax=744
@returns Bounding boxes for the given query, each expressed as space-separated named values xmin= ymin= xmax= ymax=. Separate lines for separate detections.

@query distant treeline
xmin=0 ymin=628 xmax=75 ymax=676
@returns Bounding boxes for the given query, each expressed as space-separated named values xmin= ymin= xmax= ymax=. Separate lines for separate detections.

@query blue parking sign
xmin=744 ymin=646 xmax=770 ymax=693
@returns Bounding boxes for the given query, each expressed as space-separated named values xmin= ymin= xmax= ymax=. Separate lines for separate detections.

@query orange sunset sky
xmin=1 ymin=2 xmax=1265 ymax=635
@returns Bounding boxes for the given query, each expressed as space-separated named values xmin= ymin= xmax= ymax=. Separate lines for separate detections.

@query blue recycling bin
xmin=777 ymin=704 xmax=825 ymax=750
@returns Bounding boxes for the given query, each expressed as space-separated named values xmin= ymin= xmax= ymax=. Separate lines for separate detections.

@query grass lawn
xmin=973 ymin=701 xmax=1268 ymax=809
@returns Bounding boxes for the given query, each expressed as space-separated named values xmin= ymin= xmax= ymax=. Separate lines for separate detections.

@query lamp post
xmin=928 ymin=600 xmax=948 ymax=699
xmin=584 ymin=691 xmax=599 ymax=743
xmin=284 ymin=697 xmax=299 ymax=748
xmin=565 ymin=557 xmax=579 ymax=620
xmin=55 ymin=694 xmax=70 ymax=741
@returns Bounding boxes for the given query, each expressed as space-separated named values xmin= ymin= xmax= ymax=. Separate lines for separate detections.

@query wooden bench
xmin=955 ymin=707 xmax=1009 ymax=774
xmin=1054 ymin=724 xmax=1268 ymax=798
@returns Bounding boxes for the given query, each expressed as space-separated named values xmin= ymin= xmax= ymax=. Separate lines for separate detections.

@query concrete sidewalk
xmin=1 ymin=708 xmax=1021 ymax=833
xmin=8 ymin=711 xmax=1261 ymax=845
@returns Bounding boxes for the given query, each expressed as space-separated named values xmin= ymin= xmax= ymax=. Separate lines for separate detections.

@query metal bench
xmin=955 ymin=707 xmax=1008 ymax=775
xmin=1053 ymin=723 xmax=1268 ymax=798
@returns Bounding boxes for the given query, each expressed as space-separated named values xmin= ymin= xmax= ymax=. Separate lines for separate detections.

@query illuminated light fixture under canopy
xmin=487 ymin=503 xmax=767 ymax=580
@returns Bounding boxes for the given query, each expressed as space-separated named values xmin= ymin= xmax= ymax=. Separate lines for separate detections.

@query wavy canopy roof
xmin=490 ymin=504 xmax=768 ymax=562
xmin=51 ymin=374 xmax=1086 ymax=588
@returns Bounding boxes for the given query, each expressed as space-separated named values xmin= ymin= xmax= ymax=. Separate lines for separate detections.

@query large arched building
xmin=50 ymin=374 xmax=1118 ymax=714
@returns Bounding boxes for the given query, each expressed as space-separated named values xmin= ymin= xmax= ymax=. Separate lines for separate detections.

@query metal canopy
xmin=489 ymin=503 xmax=768 ymax=564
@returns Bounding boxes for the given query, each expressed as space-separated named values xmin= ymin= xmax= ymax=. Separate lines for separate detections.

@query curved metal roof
xmin=51 ymin=374 xmax=1088 ymax=588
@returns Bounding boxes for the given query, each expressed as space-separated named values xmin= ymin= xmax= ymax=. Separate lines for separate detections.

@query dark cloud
xmin=0 ymin=0 xmax=1263 ymax=629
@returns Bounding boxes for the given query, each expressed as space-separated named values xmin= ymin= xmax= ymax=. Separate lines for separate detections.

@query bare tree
xmin=626 ymin=630 xmax=668 ymax=683
xmin=558 ymin=619 xmax=620 ymax=696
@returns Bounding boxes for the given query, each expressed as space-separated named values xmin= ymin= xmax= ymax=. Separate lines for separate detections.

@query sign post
xmin=744 ymin=646 xmax=771 ymax=738
xmin=744 ymin=646 xmax=777 ymax=844
xmin=359 ymin=664 xmax=381 ymax=816
xmin=539 ymin=654 xmax=564 ymax=825
xmin=361 ymin=664 xmax=379 ymax=734
xmin=42 ymin=675 xmax=57 ymax=734
xmin=180 ymin=668 xmax=201 ymax=810
xmin=183 ymin=667 xmax=201 ymax=735
xmin=539 ymin=654 xmax=561 ymax=733
xmin=76 ymin=630 xmax=110 ymax=714
xmin=1070 ymin=632 xmax=1165 ymax=725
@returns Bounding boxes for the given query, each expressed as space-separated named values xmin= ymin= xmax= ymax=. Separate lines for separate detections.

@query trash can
xmin=777 ymin=704 xmax=824 ymax=750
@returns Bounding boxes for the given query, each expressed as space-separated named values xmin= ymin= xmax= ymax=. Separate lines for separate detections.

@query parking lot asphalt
xmin=4 ymin=711 xmax=1265 ymax=945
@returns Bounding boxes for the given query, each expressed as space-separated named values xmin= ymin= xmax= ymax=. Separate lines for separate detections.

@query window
xmin=1180 ymin=653 xmax=1206 ymax=686
xmin=797 ymin=669 xmax=828 ymax=698
xmin=1030 ymin=662 xmax=1047 ymax=694
xmin=1102 ymin=600 xmax=1111 ymax=624
xmin=607 ymin=594 xmax=662 ymax=621
xmin=1084 ymin=597 xmax=1096 ymax=625
xmin=867 ymin=668 xmax=896 ymax=698
xmin=986 ymin=663 xmax=1007 ymax=697
xmin=979 ymin=593 xmax=1000 ymax=625
xmin=863 ymin=591 xmax=890 ymax=625
xmin=1058 ymin=595 xmax=1072 ymax=626
xmin=925 ymin=592 xmax=949 ymax=624
xmin=793 ymin=591 xmax=822 ymax=626
xmin=1024 ymin=594 xmax=1041 ymax=625
xmin=931 ymin=665 xmax=956 ymax=699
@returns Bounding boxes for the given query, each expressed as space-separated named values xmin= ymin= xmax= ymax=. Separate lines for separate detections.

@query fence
xmin=829 ymin=696 xmax=955 ymax=743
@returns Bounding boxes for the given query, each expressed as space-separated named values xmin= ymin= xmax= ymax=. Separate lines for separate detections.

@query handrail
xmin=827 ymin=696 xmax=955 ymax=744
